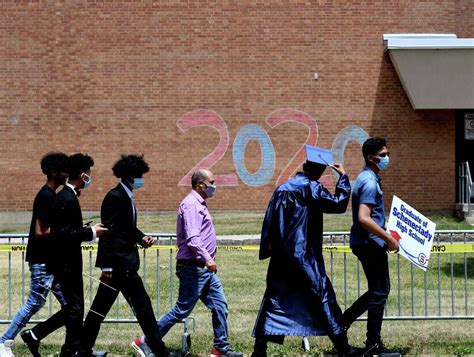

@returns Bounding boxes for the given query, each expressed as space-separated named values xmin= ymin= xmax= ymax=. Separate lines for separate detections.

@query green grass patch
xmin=139 ymin=211 xmax=474 ymax=234
xmin=1 ymin=211 xmax=472 ymax=235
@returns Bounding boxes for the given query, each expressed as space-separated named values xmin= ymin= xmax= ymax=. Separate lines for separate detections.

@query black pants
xmin=342 ymin=244 xmax=390 ymax=342
xmin=56 ymin=269 xmax=84 ymax=357
xmin=78 ymin=270 xmax=165 ymax=356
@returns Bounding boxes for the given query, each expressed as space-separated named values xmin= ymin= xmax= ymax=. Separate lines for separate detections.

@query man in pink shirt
xmin=132 ymin=169 xmax=242 ymax=357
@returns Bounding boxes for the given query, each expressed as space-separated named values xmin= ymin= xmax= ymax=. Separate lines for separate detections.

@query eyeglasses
xmin=376 ymin=152 xmax=390 ymax=158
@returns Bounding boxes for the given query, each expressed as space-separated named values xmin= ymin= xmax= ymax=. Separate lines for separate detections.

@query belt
xmin=176 ymin=259 xmax=206 ymax=268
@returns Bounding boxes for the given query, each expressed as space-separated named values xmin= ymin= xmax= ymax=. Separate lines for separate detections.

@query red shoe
xmin=131 ymin=336 xmax=152 ymax=357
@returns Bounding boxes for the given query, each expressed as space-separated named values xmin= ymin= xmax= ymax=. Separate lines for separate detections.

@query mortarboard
xmin=305 ymin=144 xmax=334 ymax=166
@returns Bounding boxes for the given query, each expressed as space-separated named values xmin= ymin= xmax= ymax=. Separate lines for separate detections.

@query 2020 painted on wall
xmin=177 ymin=108 xmax=369 ymax=187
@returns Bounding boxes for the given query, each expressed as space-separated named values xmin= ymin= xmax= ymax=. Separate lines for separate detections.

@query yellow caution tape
xmin=429 ymin=243 xmax=474 ymax=254
xmin=0 ymin=244 xmax=473 ymax=254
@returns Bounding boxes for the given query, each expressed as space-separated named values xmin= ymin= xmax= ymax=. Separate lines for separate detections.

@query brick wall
xmin=0 ymin=1 xmax=471 ymax=212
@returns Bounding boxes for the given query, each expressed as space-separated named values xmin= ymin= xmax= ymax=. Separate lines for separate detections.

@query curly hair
xmin=40 ymin=152 xmax=69 ymax=178
xmin=68 ymin=153 xmax=94 ymax=179
xmin=112 ymin=155 xmax=150 ymax=179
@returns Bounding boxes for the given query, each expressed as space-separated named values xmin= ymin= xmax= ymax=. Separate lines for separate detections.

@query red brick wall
xmin=0 ymin=1 xmax=471 ymax=212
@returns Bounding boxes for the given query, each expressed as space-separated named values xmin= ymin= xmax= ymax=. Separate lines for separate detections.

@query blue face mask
xmin=203 ymin=184 xmax=217 ymax=198
xmin=376 ymin=156 xmax=390 ymax=171
xmin=83 ymin=174 xmax=92 ymax=189
xmin=131 ymin=177 xmax=144 ymax=189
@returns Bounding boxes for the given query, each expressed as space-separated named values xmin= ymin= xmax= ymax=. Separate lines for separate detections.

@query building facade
xmin=0 ymin=1 xmax=473 ymax=212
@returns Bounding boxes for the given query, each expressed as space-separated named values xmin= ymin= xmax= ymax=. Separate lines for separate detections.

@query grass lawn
xmin=1 ymin=211 xmax=472 ymax=235
xmin=1 ymin=247 xmax=473 ymax=356
xmin=135 ymin=211 xmax=474 ymax=234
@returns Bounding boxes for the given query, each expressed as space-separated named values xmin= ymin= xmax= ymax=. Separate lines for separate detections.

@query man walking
xmin=342 ymin=137 xmax=399 ymax=355
xmin=0 ymin=153 xmax=69 ymax=357
xmin=252 ymin=145 xmax=358 ymax=357
xmin=49 ymin=153 xmax=108 ymax=357
xmin=132 ymin=169 xmax=242 ymax=357
xmin=77 ymin=155 xmax=168 ymax=357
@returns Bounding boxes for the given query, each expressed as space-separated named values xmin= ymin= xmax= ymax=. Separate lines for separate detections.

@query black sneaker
xmin=363 ymin=339 xmax=400 ymax=356
xmin=326 ymin=345 xmax=365 ymax=356
xmin=250 ymin=353 xmax=267 ymax=357
xmin=20 ymin=329 xmax=41 ymax=357
xmin=211 ymin=347 xmax=244 ymax=357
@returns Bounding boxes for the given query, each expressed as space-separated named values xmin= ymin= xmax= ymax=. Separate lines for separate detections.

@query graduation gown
xmin=253 ymin=172 xmax=351 ymax=338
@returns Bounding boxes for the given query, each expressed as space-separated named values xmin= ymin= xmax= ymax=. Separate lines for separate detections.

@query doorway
xmin=455 ymin=110 xmax=474 ymax=203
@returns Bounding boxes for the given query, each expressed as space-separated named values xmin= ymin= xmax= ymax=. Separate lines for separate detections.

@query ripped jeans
xmin=0 ymin=263 xmax=66 ymax=342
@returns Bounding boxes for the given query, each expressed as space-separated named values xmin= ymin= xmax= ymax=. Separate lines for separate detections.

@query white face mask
xmin=203 ymin=184 xmax=217 ymax=199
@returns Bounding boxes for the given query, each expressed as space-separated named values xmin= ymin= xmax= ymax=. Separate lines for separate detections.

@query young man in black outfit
xmin=0 ymin=153 xmax=69 ymax=357
xmin=49 ymin=153 xmax=108 ymax=357
xmin=77 ymin=155 xmax=168 ymax=357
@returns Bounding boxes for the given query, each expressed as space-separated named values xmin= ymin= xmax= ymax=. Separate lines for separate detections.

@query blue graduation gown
xmin=253 ymin=172 xmax=351 ymax=338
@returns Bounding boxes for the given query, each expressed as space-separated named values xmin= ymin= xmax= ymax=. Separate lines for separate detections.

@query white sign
xmin=465 ymin=113 xmax=474 ymax=140
xmin=386 ymin=196 xmax=436 ymax=271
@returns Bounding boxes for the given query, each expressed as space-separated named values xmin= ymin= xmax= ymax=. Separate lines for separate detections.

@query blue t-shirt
xmin=350 ymin=166 xmax=386 ymax=249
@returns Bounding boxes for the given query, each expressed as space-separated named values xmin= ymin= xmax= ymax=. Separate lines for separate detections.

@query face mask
xmin=82 ymin=174 xmax=92 ymax=189
xmin=131 ymin=177 xmax=144 ymax=189
xmin=203 ymin=184 xmax=217 ymax=199
xmin=375 ymin=156 xmax=390 ymax=171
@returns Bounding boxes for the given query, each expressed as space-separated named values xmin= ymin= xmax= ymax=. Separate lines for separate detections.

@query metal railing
xmin=1 ymin=231 xmax=473 ymax=325
xmin=459 ymin=161 xmax=473 ymax=215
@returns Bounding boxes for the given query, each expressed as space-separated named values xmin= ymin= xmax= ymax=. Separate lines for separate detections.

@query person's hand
xmin=330 ymin=163 xmax=346 ymax=176
xmin=205 ymin=259 xmax=217 ymax=273
xmin=100 ymin=271 xmax=113 ymax=285
xmin=142 ymin=236 xmax=156 ymax=247
xmin=94 ymin=223 xmax=108 ymax=237
xmin=386 ymin=236 xmax=400 ymax=253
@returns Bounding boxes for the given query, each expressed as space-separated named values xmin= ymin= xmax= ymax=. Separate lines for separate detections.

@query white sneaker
xmin=0 ymin=340 xmax=14 ymax=357
xmin=131 ymin=336 xmax=154 ymax=357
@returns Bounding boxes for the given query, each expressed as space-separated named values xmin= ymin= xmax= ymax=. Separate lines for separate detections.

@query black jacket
xmin=49 ymin=185 xmax=93 ymax=273
xmin=96 ymin=183 xmax=145 ymax=272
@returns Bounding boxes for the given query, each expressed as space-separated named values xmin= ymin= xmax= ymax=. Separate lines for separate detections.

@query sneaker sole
xmin=211 ymin=352 xmax=244 ymax=357
xmin=131 ymin=341 xmax=146 ymax=357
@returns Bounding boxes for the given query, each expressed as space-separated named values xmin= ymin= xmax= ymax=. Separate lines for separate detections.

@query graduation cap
xmin=305 ymin=144 xmax=334 ymax=166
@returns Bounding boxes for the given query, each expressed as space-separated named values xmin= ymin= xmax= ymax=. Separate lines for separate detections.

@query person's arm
xmin=52 ymin=196 xmax=95 ymax=243
xmin=359 ymin=204 xmax=399 ymax=251
xmin=34 ymin=218 xmax=51 ymax=238
xmin=99 ymin=192 xmax=123 ymax=271
xmin=135 ymin=227 xmax=147 ymax=247
xmin=33 ymin=192 xmax=54 ymax=239
xmin=259 ymin=195 xmax=275 ymax=260
xmin=312 ymin=165 xmax=351 ymax=213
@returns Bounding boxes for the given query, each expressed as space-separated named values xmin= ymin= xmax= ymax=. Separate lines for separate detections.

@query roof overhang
xmin=384 ymin=34 xmax=474 ymax=110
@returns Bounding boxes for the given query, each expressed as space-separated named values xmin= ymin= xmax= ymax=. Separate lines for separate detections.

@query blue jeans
xmin=0 ymin=263 xmax=66 ymax=343
xmin=158 ymin=265 xmax=230 ymax=351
